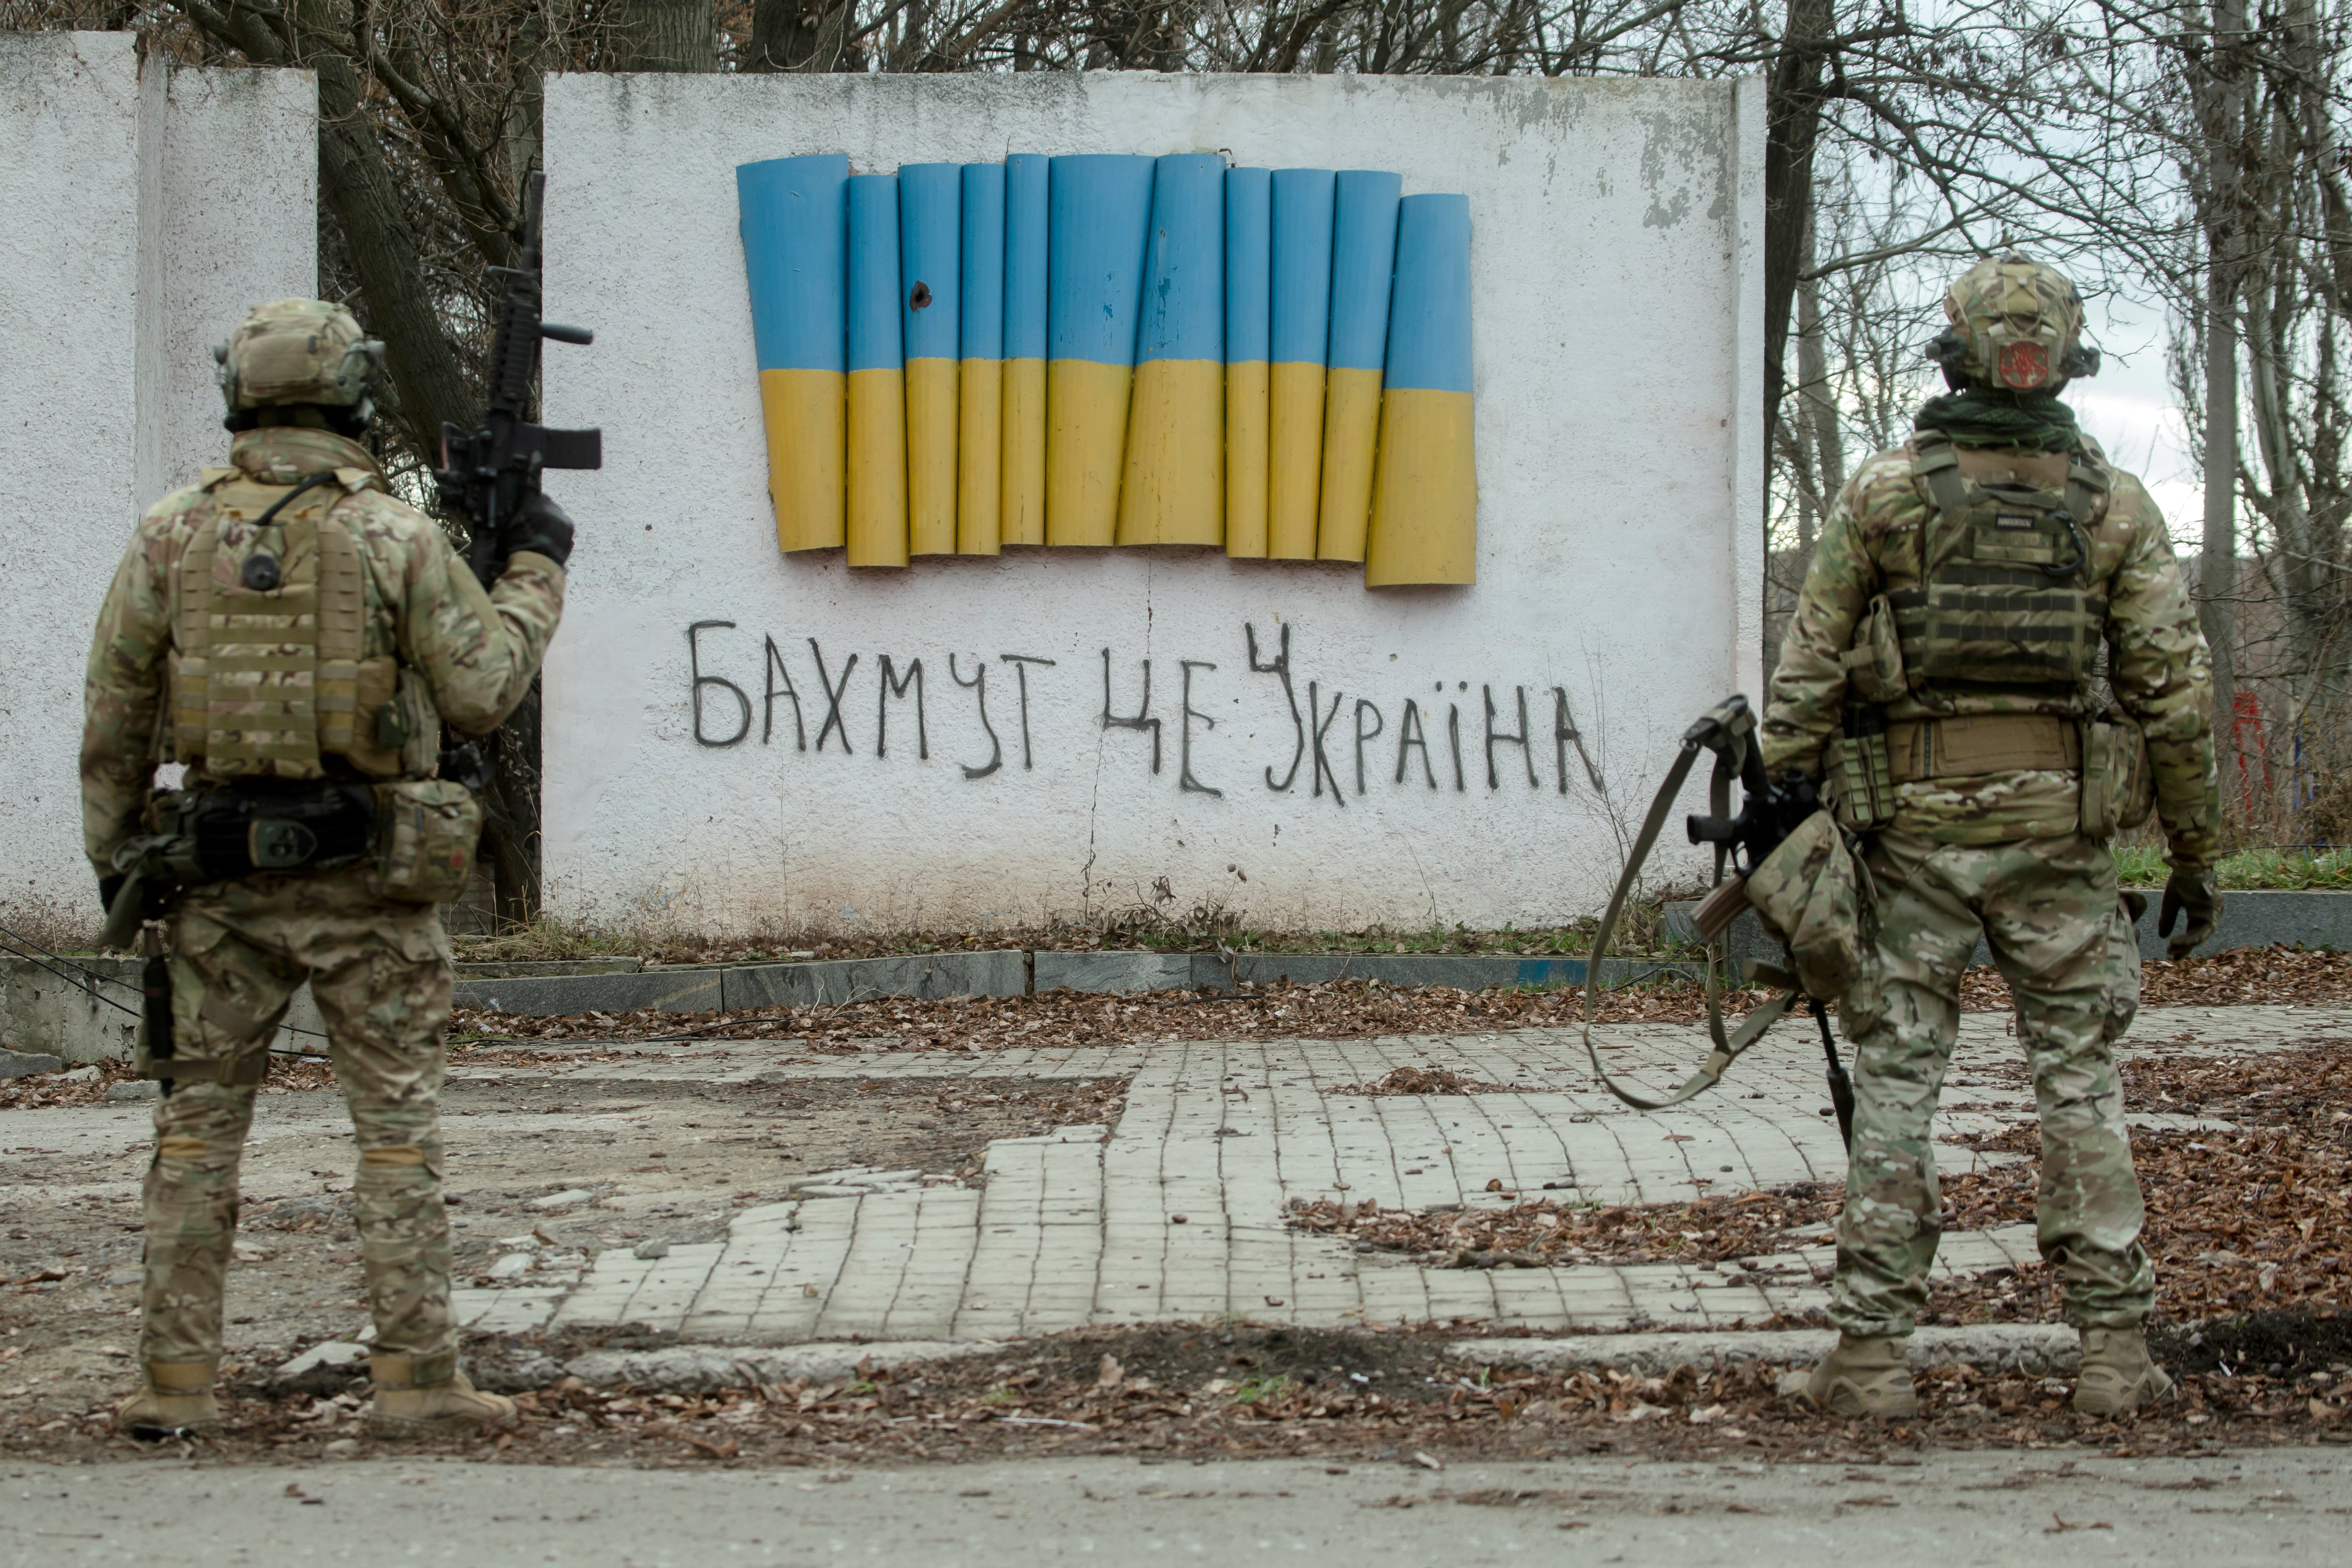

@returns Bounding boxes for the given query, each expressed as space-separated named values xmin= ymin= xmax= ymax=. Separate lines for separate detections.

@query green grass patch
xmin=1228 ymin=1375 xmax=1292 ymax=1404
xmin=2114 ymin=844 xmax=2352 ymax=891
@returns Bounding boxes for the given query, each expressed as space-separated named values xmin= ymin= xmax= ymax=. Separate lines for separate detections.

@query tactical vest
xmin=168 ymin=472 xmax=411 ymax=780
xmin=1884 ymin=433 xmax=2111 ymax=695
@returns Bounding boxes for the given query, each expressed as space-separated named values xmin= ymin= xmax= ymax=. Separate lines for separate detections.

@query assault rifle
xmin=1577 ymin=696 xmax=1856 ymax=1147
xmin=1684 ymin=744 xmax=1819 ymax=943
xmin=434 ymin=170 xmax=602 ymax=588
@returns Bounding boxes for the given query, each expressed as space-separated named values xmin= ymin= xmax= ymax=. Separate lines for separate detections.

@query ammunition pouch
xmin=1837 ymin=594 xmax=1909 ymax=704
xmin=369 ymin=778 xmax=483 ymax=904
xmin=2079 ymin=710 xmax=2154 ymax=839
xmin=1744 ymin=810 xmax=1870 ymax=1001
xmin=1826 ymin=726 xmax=1895 ymax=832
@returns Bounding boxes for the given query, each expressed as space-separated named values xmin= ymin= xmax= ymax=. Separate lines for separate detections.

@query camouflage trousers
xmin=140 ymin=865 xmax=456 ymax=1369
xmin=1828 ymin=828 xmax=2152 ymax=1337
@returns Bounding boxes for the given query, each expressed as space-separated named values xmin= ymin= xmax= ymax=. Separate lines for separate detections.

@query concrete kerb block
xmin=1232 ymin=953 xmax=1703 ymax=991
xmin=724 ymin=951 xmax=1026 ymax=1009
xmin=454 ymin=970 xmax=724 ymax=1015
xmin=1033 ymin=951 xmax=1197 ymax=995
xmin=1665 ymin=888 xmax=2352 ymax=968
xmin=1449 ymin=1323 xmax=2081 ymax=1377
xmin=0 ymin=954 xmax=142 ymax=1065
xmin=0 ymin=1048 xmax=64 ymax=1079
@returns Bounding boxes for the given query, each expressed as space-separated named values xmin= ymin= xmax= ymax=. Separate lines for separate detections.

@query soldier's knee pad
xmin=151 ymin=1132 xmax=243 ymax=1174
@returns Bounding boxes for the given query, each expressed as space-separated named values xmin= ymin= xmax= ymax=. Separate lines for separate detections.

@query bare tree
xmin=14 ymin=0 xmax=2348 ymax=886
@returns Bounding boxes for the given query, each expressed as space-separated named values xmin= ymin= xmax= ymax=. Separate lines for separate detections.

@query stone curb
xmin=9 ymin=950 xmax=1686 ymax=1059
xmin=1667 ymin=888 xmax=2351 ymax=974
xmin=558 ymin=1339 xmax=1003 ymax=1393
xmin=1448 ymin=1325 xmax=2081 ymax=1377
xmin=0 ymin=1047 xmax=64 ymax=1079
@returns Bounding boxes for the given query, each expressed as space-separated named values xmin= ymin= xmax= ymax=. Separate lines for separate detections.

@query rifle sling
xmin=1577 ymin=719 xmax=1800 ymax=1111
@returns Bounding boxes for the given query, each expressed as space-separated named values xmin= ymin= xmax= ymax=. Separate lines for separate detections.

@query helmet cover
xmin=214 ymin=299 xmax=384 ymax=416
xmin=1936 ymin=255 xmax=2094 ymax=392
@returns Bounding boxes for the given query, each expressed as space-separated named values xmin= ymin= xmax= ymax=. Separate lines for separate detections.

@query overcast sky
xmin=2070 ymin=291 xmax=2201 ymax=547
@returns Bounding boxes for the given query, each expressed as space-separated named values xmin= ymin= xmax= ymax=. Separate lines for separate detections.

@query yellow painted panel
xmin=1224 ymin=361 xmax=1269 ymax=558
xmin=957 ymin=358 xmax=1002 ymax=555
xmin=846 ymin=366 xmax=909 ymax=568
xmin=1365 ymin=386 xmax=1476 ymax=587
xmin=1046 ymin=358 xmax=1133 ymax=547
xmin=1001 ymin=358 xmax=1047 ymax=547
xmin=1267 ymin=360 xmax=1325 ymax=560
xmin=757 ymin=368 xmax=845 ymax=553
xmin=1316 ymin=366 xmax=1383 ymax=563
xmin=1118 ymin=358 xmax=1223 ymax=547
xmin=904 ymin=358 xmax=959 ymax=557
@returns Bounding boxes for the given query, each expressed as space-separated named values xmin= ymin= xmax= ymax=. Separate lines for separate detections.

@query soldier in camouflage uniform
xmin=1760 ymin=256 xmax=2222 ymax=1419
xmin=82 ymin=301 xmax=572 ymax=1437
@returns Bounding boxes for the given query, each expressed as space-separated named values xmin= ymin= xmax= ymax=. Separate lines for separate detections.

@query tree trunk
xmin=1794 ymin=210 xmax=1844 ymax=518
xmin=2196 ymin=0 xmax=2246 ymax=778
xmin=1759 ymin=0 xmax=1835 ymax=455
xmin=751 ymin=0 xmax=821 ymax=69
xmin=481 ymin=681 xmax=543 ymax=931
xmin=604 ymin=0 xmax=718 ymax=72
xmin=263 ymin=0 xmax=478 ymax=464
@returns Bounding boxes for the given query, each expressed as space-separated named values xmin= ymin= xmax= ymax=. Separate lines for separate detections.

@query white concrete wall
xmin=0 ymin=33 xmax=314 ymax=936
xmin=541 ymin=72 xmax=1765 ymax=936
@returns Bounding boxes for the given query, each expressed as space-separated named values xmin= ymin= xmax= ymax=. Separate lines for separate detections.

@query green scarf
xmin=1913 ymin=387 xmax=2080 ymax=451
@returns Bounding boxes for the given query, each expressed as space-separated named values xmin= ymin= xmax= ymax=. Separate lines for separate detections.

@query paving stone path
xmin=453 ymin=1004 xmax=2349 ymax=1343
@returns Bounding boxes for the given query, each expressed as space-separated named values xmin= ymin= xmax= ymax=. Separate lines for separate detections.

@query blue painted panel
xmin=1327 ymin=170 xmax=1402 ymax=372
xmin=737 ymin=154 xmax=848 ymax=373
xmin=1136 ymin=153 xmax=1224 ymax=365
xmin=1385 ymin=194 xmax=1472 ymax=394
xmin=1004 ymin=153 xmax=1049 ymax=361
xmin=1224 ymin=167 xmax=1271 ymax=365
xmin=898 ymin=163 xmax=961 ymax=361
xmin=960 ymin=163 xmax=1006 ymax=361
xmin=847 ymin=173 xmax=903 ymax=373
xmin=1269 ymin=168 xmax=1335 ymax=366
xmin=1047 ymin=154 xmax=1156 ymax=366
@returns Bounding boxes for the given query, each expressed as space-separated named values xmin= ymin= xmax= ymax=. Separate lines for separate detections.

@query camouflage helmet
xmin=1927 ymin=254 xmax=2100 ymax=392
xmin=213 ymin=299 xmax=384 ymax=423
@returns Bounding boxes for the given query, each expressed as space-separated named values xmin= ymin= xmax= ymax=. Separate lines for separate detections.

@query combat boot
xmin=1802 ymin=1334 xmax=1919 ymax=1418
xmin=2074 ymin=1328 xmax=2174 ymax=1417
xmin=367 ymin=1351 xmax=516 ymax=1437
xmin=114 ymin=1360 xmax=222 ymax=1437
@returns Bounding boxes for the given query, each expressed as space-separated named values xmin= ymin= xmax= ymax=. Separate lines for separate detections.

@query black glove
xmin=98 ymin=873 xmax=125 ymax=921
xmin=498 ymin=490 xmax=574 ymax=570
xmin=2157 ymin=865 xmax=2221 ymax=959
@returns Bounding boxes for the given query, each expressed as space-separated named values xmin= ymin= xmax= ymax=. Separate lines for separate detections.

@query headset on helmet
xmin=1923 ymin=253 xmax=2100 ymax=393
xmin=213 ymin=299 xmax=386 ymax=431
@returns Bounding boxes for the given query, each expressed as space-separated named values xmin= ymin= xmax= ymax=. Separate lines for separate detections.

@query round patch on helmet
xmin=1998 ymin=341 xmax=2051 ymax=390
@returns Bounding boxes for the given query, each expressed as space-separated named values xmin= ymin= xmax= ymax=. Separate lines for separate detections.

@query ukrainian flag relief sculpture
xmin=737 ymin=153 xmax=1476 ymax=586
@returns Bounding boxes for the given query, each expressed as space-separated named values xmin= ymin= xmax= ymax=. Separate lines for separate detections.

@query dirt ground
xmin=0 ymin=1075 xmax=1124 ymax=1423
xmin=6 ymin=965 xmax=2351 ymax=1473
xmin=2 ymin=1314 xmax=2347 ymax=1474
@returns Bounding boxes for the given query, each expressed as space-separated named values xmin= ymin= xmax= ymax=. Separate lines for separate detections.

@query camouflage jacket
xmin=1761 ymin=434 xmax=2220 ymax=864
xmin=81 ymin=426 xmax=566 ymax=875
